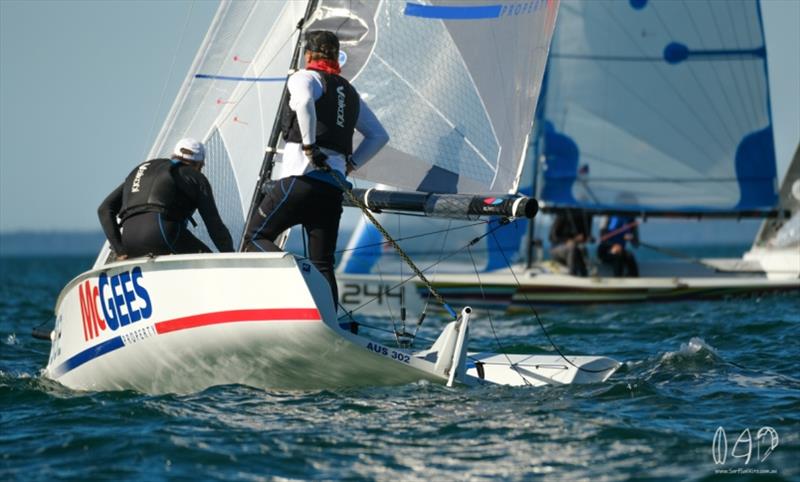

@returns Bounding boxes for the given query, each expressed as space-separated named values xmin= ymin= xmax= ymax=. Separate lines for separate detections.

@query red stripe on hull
xmin=154 ymin=308 xmax=321 ymax=335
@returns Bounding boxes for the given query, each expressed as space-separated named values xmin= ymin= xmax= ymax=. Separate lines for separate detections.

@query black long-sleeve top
xmin=97 ymin=163 xmax=234 ymax=256
xmin=549 ymin=209 xmax=594 ymax=245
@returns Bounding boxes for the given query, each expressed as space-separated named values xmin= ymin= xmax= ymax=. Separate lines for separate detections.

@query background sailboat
xmin=337 ymin=0 xmax=799 ymax=316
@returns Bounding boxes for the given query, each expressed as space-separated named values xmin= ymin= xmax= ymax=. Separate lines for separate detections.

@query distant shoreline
xmin=0 ymin=231 xmax=105 ymax=257
xmin=1 ymin=229 xmax=752 ymax=259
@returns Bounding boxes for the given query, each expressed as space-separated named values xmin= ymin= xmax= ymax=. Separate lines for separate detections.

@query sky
xmin=1 ymin=0 xmax=798 ymax=237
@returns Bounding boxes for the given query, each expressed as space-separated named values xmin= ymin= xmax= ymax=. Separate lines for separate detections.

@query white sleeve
xmin=287 ymin=71 xmax=322 ymax=145
xmin=352 ymin=98 xmax=389 ymax=168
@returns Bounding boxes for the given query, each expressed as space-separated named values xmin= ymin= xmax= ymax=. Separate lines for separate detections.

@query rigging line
xmin=369 ymin=211 xmax=400 ymax=342
xmin=598 ymin=3 xmax=730 ymax=159
xmin=340 ymin=316 xmax=438 ymax=346
xmin=488 ymin=230 xmax=613 ymax=374
xmin=396 ymin=214 xmax=404 ymax=335
xmin=651 ymin=2 xmax=739 ymax=149
xmin=334 ymin=220 xmax=487 ymax=255
xmin=415 ymin=218 xmax=454 ymax=340
xmin=337 ymin=218 xmax=514 ymax=319
xmin=326 ymin=171 xmax=458 ymax=319
xmin=636 ymin=241 xmax=727 ymax=271
xmin=466 ymin=246 xmax=532 ymax=386
xmin=141 ymin=0 xmax=196 ymax=161
xmin=341 ymin=247 xmax=509 ymax=258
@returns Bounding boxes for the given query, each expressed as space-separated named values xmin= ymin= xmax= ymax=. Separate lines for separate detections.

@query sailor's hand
xmin=116 ymin=254 xmax=129 ymax=261
xmin=303 ymin=144 xmax=328 ymax=169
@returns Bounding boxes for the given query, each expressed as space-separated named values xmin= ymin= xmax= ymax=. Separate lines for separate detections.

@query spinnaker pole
xmin=343 ymin=188 xmax=538 ymax=220
xmin=239 ymin=0 xmax=319 ymax=250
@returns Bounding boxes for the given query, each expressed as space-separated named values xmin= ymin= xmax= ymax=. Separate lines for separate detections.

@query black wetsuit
xmin=98 ymin=158 xmax=233 ymax=258
xmin=244 ymin=69 xmax=359 ymax=304
xmin=597 ymin=215 xmax=639 ymax=277
xmin=549 ymin=209 xmax=593 ymax=277
xmin=243 ymin=176 xmax=343 ymax=300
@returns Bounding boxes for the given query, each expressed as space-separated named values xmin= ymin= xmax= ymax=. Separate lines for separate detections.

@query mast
xmin=526 ymin=67 xmax=550 ymax=268
xmin=239 ymin=0 xmax=319 ymax=250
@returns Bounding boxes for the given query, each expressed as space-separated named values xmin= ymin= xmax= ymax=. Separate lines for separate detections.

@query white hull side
xmin=338 ymin=259 xmax=800 ymax=316
xmin=46 ymin=253 xmax=619 ymax=393
xmin=743 ymin=246 xmax=800 ymax=280
xmin=46 ymin=253 xmax=446 ymax=393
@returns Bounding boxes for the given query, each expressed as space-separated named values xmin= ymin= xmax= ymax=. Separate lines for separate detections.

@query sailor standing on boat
xmin=243 ymin=30 xmax=389 ymax=303
xmin=98 ymin=138 xmax=234 ymax=260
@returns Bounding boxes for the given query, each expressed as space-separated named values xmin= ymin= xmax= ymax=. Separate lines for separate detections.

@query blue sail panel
xmin=539 ymin=0 xmax=778 ymax=213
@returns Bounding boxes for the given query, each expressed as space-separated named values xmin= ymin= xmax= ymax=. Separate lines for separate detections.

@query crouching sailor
xmin=243 ymin=30 xmax=389 ymax=304
xmin=98 ymin=137 xmax=234 ymax=260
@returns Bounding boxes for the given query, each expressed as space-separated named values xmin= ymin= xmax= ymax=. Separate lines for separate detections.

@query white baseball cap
xmin=173 ymin=137 xmax=205 ymax=162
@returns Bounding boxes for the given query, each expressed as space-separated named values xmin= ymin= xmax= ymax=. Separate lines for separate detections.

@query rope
xmin=466 ymin=245 xmax=532 ymax=386
xmin=142 ymin=0 xmax=195 ymax=160
xmin=489 ymin=230 xmax=614 ymax=374
xmin=637 ymin=241 xmax=721 ymax=271
xmin=336 ymin=217 xmax=514 ymax=320
xmin=415 ymin=219 xmax=454 ymax=338
xmin=326 ymin=168 xmax=458 ymax=319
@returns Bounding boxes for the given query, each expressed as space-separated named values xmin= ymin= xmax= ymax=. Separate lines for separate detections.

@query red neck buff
xmin=306 ymin=58 xmax=341 ymax=75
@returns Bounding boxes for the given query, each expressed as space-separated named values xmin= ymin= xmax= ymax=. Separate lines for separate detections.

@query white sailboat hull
xmin=45 ymin=253 xmax=617 ymax=394
xmin=338 ymin=257 xmax=800 ymax=316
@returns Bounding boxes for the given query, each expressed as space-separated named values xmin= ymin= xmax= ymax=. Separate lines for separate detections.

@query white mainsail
xmin=96 ymin=0 xmax=557 ymax=267
xmin=311 ymin=0 xmax=559 ymax=195
xmin=145 ymin=1 xmax=306 ymax=250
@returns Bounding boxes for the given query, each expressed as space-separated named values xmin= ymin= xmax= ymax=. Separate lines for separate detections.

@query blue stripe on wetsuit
xmin=250 ymin=177 xmax=297 ymax=252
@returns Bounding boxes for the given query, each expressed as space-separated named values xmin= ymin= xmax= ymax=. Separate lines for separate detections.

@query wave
xmin=660 ymin=337 xmax=721 ymax=364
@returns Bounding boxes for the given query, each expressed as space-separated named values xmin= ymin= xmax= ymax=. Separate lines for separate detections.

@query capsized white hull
xmin=44 ymin=253 xmax=617 ymax=394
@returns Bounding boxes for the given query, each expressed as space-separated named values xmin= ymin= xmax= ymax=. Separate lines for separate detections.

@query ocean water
xmin=1 ymin=255 xmax=798 ymax=481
